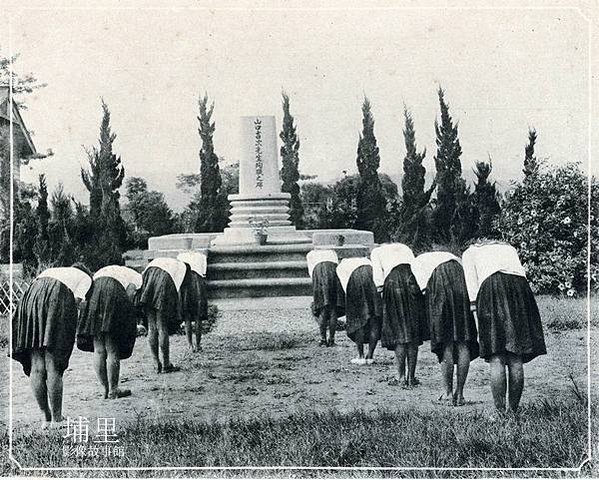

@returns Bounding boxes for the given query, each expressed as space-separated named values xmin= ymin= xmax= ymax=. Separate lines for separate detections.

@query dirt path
xmin=0 ymin=297 xmax=593 ymax=434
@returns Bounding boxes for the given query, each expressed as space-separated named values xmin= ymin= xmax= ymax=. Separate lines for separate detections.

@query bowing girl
xmin=177 ymin=251 xmax=208 ymax=352
xmin=411 ymin=248 xmax=479 ymax=405
xmin=306 ymin=249 xmax=345 ymax=347
xmin=371 ymin=243 xmax=427 ymax=387
xmin=336 ymin=256 xmax=382 ymax=365
xmin=137 ymin=257 xmax=187 ymax=374
xmin=77 ymin=265 xmax=142 ymax=399
xmin=11 ymin=264 xmax=93 ymax=429
xmin=462 ymin=239 xmax=546 ymax=415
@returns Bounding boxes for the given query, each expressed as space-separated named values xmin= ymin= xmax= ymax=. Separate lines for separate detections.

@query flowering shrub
xmin=498 ymin=161 xmax=598 ymax=295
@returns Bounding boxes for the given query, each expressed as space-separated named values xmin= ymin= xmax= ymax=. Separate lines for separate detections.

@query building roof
xmin=0 ymin=86 xmax=36 ymax=157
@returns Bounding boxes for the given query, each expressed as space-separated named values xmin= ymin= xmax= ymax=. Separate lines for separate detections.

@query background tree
xmin=396 ymin=107 xmax=435 ymax=251
xmin=125 ymin=176 xmax=175 ymax=248
xmin=0 ymin=53 xmax=46 ymax=107
xmin=33 ymin=174 xmax=50 ymax=266
xmin=301 ymin=173 xmax=399 ymax=232
xmin=48 ymin=183 xmax=77 ymax=266
xmin=431 ymin=87 xmax=469 ymax=245
xmin=178 ymin=160 xmax=238 ymax=233
xmin=280 ymin=92 xmax=304 ymax=228
xmin=471 ymin=159 xmax=501 ymax=238
xmin=523 ymin=128 xmax=539 ymax=180
xmin=80 ymin=100 xmax=127 ymax=269
xmin=301 ymin=181 xmax=334 ymax=230
xmin=194 ymin=93 xmax=226 ymax=233
xmin=498 ymin=162 xmax=594 ymax=295
xmin=354 ymin=97 xmax=389 ymax=241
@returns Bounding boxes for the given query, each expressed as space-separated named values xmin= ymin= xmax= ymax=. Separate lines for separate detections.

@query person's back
xmin=138 ymin=257 xmax=187 ymax=373
xmin=412 ymin=250 xmax=478 ymax=404
xmin=306 ymin=249 xmax=343 ymax=347
xmin=11 ymin=265 xmax=92 ymax=429
xmin=177 ymin=252 xmax=208 ymax=352
xmin=461 ymin=240 xmax=546 ymax=416
xmin=337 ymin=257 xmax=381 ymax=364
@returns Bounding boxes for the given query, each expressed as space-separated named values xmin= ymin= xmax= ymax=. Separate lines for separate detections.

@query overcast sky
xmin=6 ymin=2 xmax=594 ymax=211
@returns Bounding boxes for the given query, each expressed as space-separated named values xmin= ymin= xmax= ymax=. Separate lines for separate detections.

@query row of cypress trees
xmin=193 ymin=88 xmax=508 ymax=249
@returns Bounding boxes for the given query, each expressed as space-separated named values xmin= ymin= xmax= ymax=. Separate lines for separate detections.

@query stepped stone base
xmin=125 ymin=228 xmax=375 ymax=300
xmin=212 ymin=193 xmax=311 ymax=246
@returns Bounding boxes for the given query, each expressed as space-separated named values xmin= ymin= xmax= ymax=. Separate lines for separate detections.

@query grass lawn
xmin=0 ymin=295 xmax=597 ymax=477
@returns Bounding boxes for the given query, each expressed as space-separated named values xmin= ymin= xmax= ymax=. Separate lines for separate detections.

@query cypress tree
xmin=472 ymin=159 xmax=501 ymax=238
xmin=33 ymin=174 xmax=50 ymax=266
xmin=194 ymin=93 xmax=225 ymax=232
xmin=398 ymin=106 xmax=435 ymax=250
xmin=81 ymin=99 xmax=126 ymax=268
xmin=354 ymin=97 xmax=388 ymax=241
xmin=431 ymin=87 xmax=466 ymax=243
xmin=280 ymin=92 xmax=304 ymax=229
xmin=523 ymin=128 xmax=538 ymax=179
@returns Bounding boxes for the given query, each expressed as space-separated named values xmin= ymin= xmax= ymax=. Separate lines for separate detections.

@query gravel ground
xmin=0 ymin=297 xmax=593 ymax=439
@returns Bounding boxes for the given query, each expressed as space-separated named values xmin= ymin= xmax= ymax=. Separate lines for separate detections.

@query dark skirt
xmin=426 ymin=260 xmax=479 ymax=362
xmin=381 ymin=264 xmax=428 ymax=349
xmin=345 ymin=265 xmax=382 ymax=344
xmin=311 ymin=261 xmax=345 ymax=318
xmin=180 ymin=270 xmax=208 ymax=321
xmin=77 ymin=277 xmax=137 ymax=360
xmin=10 ymin=277 xmax=78 ymax=376
xmin=137 ymin=267 xmax=180 ymax=335
xmin=477 ymin=272 xmax=546 ymax=363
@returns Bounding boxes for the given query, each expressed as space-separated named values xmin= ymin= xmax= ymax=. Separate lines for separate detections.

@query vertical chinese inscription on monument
xmin=254 ymin=118 xmax=264 ymax=188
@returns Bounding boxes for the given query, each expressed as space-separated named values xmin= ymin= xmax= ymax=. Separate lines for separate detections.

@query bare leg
xmin=439 ymin=344 xmax=454 ymax=401
xmin=327 ymin=307 xmax=337 ymax=346
xmin=147 ymin=310 xmax=161 ymax=373
xmin=407 ymin=343 xmax=419 ymax=386
xmin=318 ymin=310 xmax=328 ymax=345
xmin=184 ymin=315 xmax=194 ymax=350
xmin=195 ymin=317 xmax=203 ymax=351
xmin=45 ymin=350 xmax=64 ymax=425
xmin=93 ymin=336 xmax=109 ymax=398
xmin=506 ymin=353 xmax=524 ymax=413
xmin=105 ymin=335 xmax=130 ymax=398
xmin=366 ymin=325 xmax=378 ymax=360
xmin=394 ymin=344 xmax=407 ymax=384
xmin=157 ymin=311 xmax=176 ymax=371
xmin=29 ymin=350 xmax=51 ymax=428
xmin=489 ymin=354 xmax=507 ymax=412
xmin=454 ymin=343 xmax=471 ymax=406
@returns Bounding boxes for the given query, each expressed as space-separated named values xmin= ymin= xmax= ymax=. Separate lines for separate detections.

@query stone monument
xmin=129 ymin=114 xmax=376 ymax=299
xmin=213 ymin=115 xmax=308 ymax=245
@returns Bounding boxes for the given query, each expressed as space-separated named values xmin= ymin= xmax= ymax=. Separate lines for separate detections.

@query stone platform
xmin=124 ymin=229 xmax=374 ymax=299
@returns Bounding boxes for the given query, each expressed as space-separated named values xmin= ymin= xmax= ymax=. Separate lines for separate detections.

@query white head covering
xmin=461 ymin=244 xmax=526 ymax=301
xmin=306 ymin=249 xmax=338 ymax=278
xmin=336 ymin=257 xmax=372 ymax=292
xmin=370 ymin=243 xmax=415 ymax=288
xmin=145 ymin=257 xmax=187 ymax=292
xmin=410 ymin=251 xmax=459 ymax=291
xmin=177 ymin=251 xmax=208 ymax=277
xmin=94 ymin=265 xmax=143 ymax=290
xmin=38 ymin=267 xmax=92 ymax=300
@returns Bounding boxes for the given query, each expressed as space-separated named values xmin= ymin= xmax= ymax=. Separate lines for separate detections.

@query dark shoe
xmin=163 ymin=364 xmax=181 ymax=373
xmin=108 ymin=389 xmax=132 ymax=399
xmin=409 ymin=377 xmax=421 ymax=387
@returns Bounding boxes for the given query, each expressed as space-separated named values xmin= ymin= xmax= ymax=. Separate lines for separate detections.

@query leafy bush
xmin=498 ymin=161 xmax=598 ymax=295
xmin=202 ymin=304 xmax=220 ymax=335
